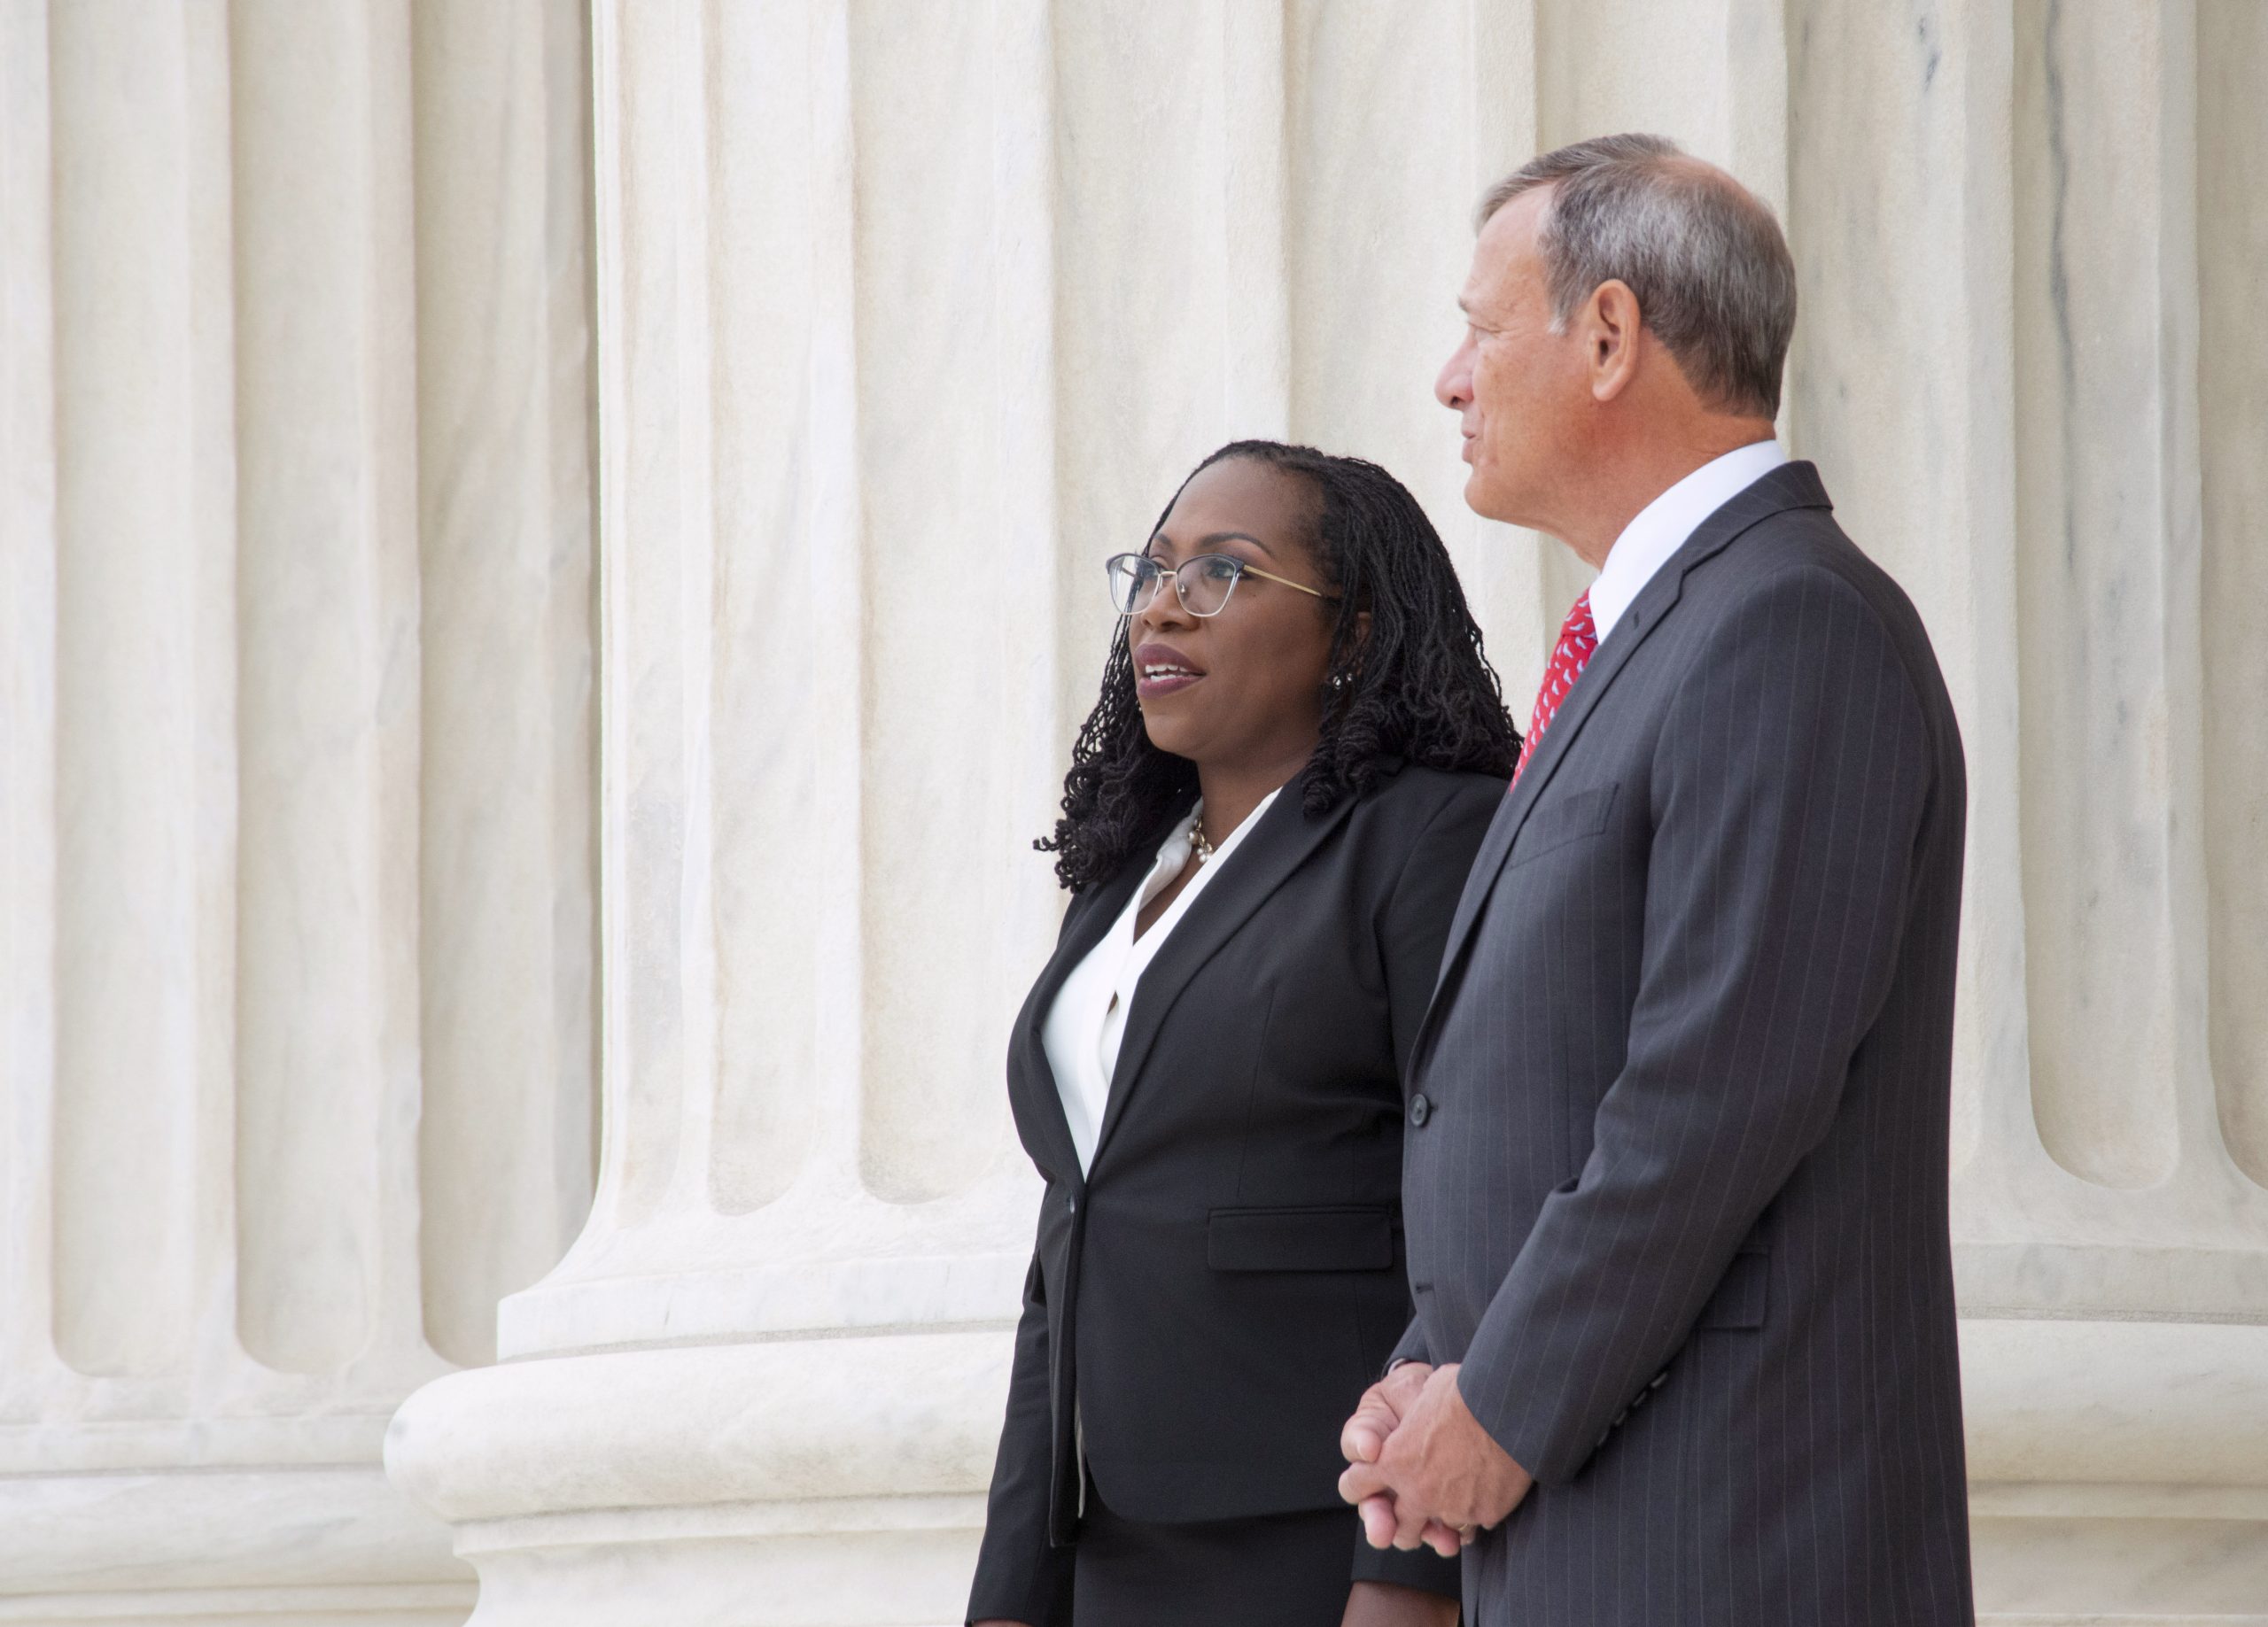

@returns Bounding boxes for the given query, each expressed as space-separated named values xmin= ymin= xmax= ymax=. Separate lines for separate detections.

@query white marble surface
xmin=382 ymin=4 xmax=2268 ymax=1625
xmin=2012 ymin=0 xmax=2199 ymax=1193
xmin=47 ymin=0 xmax=206 ymax=1383
xmin=408 ymin=0 xmax=597 ymax=1372
xmin=1786 ymin=0 xmax=2268 ymax=1341
xmin=1 ymin=1 xmax=594 ymax=1619
xmin=4 ymin=1 xmax=2265 ymax=1623
xmin=2200 ymin=0 xmax=2268 ymax=1194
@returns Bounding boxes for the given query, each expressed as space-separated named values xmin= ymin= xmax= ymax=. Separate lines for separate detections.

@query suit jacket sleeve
xmin=966 ymin=1252 xmax=1074 ymax=1627
xmin=1456 ymin=567 xmax=1936 ymax=1485
xmin=1386 ymin=1315 xmax=1432 ymax=1371
xmin=1349 ymin=1525 xmax=1464 ymax=1597
xmin=1378 ymin=779 xmax=1499 ymax=1374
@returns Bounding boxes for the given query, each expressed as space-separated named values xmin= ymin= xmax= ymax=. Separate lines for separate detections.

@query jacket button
xmin=1409 ymin=1093 xmax=1432 ymax=1127
xmin=1066 ymin=1195 xmax=1077 ymax=1215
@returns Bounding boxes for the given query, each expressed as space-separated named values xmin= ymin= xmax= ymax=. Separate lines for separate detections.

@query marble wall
xmin=4 ymin=2 xmax=2264 ymax=1624
xmin=1 ymin=0 xmax=594 ymax=1618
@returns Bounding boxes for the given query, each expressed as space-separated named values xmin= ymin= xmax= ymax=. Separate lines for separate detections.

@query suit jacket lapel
xmin=1008 ymin=852 xmax=1152 ymax=1187
xmin=1087 ymin=774 xmax=1355 ymax=1172
xmin=1413 ymin=462 xmax=1834 ymax=1071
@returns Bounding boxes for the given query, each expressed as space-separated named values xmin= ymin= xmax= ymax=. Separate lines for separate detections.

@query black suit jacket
xmin=967 ymin=763 xmax=1503 ymax=1624
xmin=1395 ymin=462 xmax=1975 ymax=1625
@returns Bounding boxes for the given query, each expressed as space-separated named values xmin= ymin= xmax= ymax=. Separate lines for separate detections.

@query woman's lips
xmin=1134 ymin=642 xmax=1204 ymax=700
xmin=1136 ymin=669 xmax=1203 ymax=699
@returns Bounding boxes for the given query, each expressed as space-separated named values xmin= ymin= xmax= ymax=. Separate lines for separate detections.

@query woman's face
xmin=1128 ymin=458 xmax=1338 ymax=771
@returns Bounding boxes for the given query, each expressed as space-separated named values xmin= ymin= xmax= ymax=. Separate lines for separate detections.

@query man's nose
xmin=1435 ymin=345 xmax=1471 ymax=411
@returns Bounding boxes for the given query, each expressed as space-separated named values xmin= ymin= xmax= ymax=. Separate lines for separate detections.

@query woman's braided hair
xmin=1038 ymin=439 xmax=1521 ymax=891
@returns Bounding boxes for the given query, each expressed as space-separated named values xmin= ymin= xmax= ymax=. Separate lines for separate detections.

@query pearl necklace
xmin=1187 ymin=805 xmax=1216 ymax=864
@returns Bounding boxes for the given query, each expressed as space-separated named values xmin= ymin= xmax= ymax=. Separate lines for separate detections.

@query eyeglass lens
xmin=1105 ymin=554 xmax=1242 ymax=617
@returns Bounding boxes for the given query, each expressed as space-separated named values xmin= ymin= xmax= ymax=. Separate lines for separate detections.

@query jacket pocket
xmin=1505 ymin=782 xmax=1618 ymax=869
xmin=1206 ymin=1205 xmax=1397 ymax=1272
xmin=1697 ymin=1246 xmax=1769 ymax=1329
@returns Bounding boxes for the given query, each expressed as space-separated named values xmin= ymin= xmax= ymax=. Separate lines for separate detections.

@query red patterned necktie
xmin=1510 ymin=590 xmax=1598 ymax=791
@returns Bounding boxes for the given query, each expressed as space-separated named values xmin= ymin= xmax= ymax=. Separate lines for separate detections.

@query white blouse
xmin=1043 ymin=787 xmax=1283 ymax=1173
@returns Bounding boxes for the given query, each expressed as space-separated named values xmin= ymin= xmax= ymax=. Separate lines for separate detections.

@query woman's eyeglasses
xmin=1104 ymin=552 xmax=1335 ymax=618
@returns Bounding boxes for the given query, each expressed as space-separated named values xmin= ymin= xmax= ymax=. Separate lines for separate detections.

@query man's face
xmin=1435 ymin=187 xmax=1588 ymax=529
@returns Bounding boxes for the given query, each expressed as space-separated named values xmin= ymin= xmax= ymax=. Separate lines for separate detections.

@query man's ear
xmin=1585 ymin=279 xmax=1643 ymax=403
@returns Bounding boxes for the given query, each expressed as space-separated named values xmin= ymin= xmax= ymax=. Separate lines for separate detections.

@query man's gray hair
xmin=1478 ymin=133 xmax=1795 ymax=420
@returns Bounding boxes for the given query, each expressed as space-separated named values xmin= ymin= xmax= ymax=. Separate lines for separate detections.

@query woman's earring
xmin=1327 ymin=672 xmax=1348 ymax=693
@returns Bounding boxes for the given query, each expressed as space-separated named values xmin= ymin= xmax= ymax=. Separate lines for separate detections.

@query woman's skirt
xmin=1070 ymin=1484 xmax=1371 ymax=1627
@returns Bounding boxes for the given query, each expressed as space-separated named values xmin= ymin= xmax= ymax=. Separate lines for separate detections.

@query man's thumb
xmin=1340 ymin=1395 xmax=1394 ymax=1463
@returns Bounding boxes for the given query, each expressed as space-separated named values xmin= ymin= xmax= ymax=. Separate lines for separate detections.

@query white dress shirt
xmin=1586 ymin=438 xmax=1788 ymax=646
xmin=1042 ymin=787 xmax=1282 ymax=1174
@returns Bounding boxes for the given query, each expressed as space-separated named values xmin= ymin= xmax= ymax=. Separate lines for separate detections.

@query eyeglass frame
xmin=1103 ymin=550 xmax=1339 ymax=619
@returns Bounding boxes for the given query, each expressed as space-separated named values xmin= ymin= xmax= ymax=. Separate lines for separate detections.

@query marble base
xmin=1973 ymin=1493 xmax=2268 ymax=1623
xmin=380 ymin=1310 xmax=2268 ymax=1624
xmin=0 ymin=1590 xmax=472 ymax=1627
xmin=0 ymin=1465 xmax=469 ymax=1625
xmin=447 ymin=1514 xmax=978 ymax=1627
xmin=385 ymin=1329 xmax=1014 ymax=1626
xmin=1965 ymin=1315 xmax=2268 ymax=1623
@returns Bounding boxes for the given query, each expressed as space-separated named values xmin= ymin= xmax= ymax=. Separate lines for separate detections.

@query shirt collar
xmin=1133 ymin=786 xmax=1284 ymax=910
xmin=1586 ymin=438 xmax=1787 ymax=645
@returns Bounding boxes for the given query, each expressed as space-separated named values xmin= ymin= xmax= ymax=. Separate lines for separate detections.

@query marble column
xmin=0 ymin=1 xmax=594 ymax=1619
xmin=1792 ymin=0 xmax=2268 ymax=1616
xmin=386 ymin=4 xmax=1053 ymax=1616
xmin=20 ymin=1 xmax=2265 ymax=1623
xmin=387 ymin=1 xmax=2268 ymax=1623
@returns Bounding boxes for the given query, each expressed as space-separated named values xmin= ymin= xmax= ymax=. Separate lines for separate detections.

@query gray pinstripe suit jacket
xmin=1394 ymin=461 xmax=1976 ymax=1625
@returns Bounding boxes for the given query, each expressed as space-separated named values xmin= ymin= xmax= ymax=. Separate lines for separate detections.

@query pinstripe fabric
xmin=1397 ymin=462 xmax=1976 ymax=1626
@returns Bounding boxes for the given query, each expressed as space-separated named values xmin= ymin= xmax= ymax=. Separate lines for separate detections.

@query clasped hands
xmin=1337 ymin=1361 xmax=1534 ymax=1557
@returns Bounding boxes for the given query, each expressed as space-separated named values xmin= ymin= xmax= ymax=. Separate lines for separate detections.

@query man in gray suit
xmin=1337 ymin=135 xmax=1975 ymax=1625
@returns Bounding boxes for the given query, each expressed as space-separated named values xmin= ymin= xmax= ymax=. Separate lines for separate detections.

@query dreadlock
xmin=1038 ymin=439 xmax=1521 ymax=891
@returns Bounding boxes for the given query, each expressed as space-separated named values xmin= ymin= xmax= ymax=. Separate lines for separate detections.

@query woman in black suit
xmin=967 ymin=441 xmax=1520 ymax=1627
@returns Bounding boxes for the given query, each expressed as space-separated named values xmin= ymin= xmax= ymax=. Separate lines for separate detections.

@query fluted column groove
xmin=47 ymin=0 xmax=214 ymax=1383
xmin=0 ymin=2 xmax=596 ymax=1615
